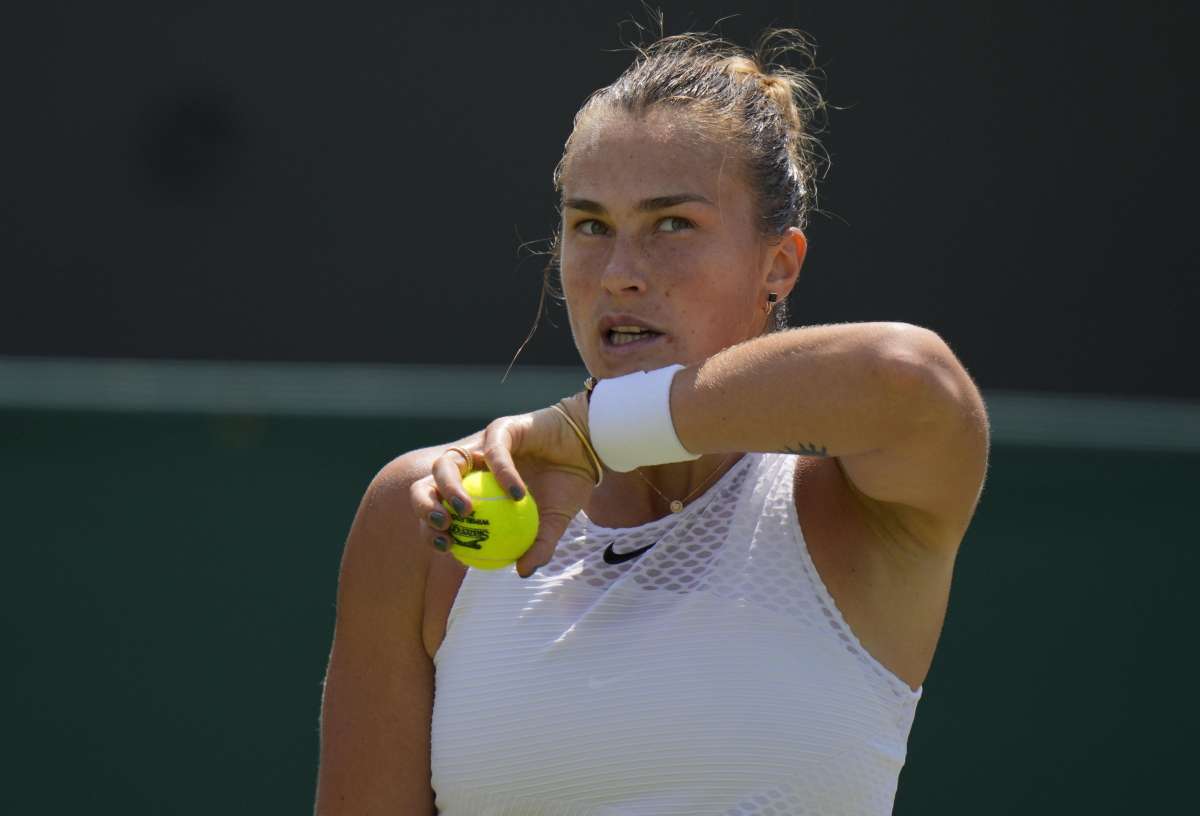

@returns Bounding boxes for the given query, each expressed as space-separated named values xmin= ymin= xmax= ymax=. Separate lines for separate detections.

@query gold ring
xmin=445 ymin=446 xmax=474 ymax=474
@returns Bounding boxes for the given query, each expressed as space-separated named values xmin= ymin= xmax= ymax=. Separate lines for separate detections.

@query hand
xmin=410 ymin=392 xmax=598 ymax=578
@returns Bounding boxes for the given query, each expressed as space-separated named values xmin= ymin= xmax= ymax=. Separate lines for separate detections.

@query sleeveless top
xmin=430 ymin=452 xmax=923 ymax=816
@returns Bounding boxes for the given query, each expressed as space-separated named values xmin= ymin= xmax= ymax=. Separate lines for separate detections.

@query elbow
xmin=875 ymin=324 xmax=949 ymax=402
xmin=879 ymin=324 xmax=988 ymax=435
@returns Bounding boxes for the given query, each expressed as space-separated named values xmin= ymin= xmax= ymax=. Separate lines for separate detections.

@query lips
xmin=609 ymin=324 xmax=667 ymax=343
xmin=597 ymin=314 xmax=667 ymax=348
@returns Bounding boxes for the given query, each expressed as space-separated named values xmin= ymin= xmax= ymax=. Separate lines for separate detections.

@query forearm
xmin=669 ymin=322 xmax=946 ymax=459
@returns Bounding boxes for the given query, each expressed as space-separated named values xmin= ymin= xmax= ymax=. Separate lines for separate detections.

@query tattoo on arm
xmin=780 ymin=442 xmax=828 ymax=457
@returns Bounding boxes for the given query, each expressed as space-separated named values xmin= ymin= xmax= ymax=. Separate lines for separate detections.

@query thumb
xmin=515 ymin=508 xmax=575 ymax=579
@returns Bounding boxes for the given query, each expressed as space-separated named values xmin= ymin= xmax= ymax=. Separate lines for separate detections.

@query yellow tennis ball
xmin=442 ymin=470 xmax=539 ymax=570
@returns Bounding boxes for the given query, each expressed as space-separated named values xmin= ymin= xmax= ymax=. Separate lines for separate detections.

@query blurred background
xmin=2 ymin=1 xmax=1196 ymax=813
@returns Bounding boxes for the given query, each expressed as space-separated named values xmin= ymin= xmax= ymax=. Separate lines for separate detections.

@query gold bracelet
xmin=550 ymin=402 xmax=603 ymax=487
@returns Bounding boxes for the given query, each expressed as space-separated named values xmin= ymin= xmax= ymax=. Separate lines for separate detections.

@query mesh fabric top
xmin=431 ymin=452 xmax=922 ymax=815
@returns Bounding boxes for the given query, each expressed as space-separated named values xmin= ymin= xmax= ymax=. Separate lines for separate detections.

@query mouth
xmin=602 ymin=328 xmax=666 ymax=351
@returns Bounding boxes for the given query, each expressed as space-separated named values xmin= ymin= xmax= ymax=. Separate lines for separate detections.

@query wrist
xmin=586 ymin=364 xmax=702 ymax=473
xmin=560 ymin=390 xmax=591 ymax=434
xmin=550 ymin=391 xmax=603 ymax=486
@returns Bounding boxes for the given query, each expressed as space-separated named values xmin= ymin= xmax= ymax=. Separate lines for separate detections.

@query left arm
xmin=434 ymin=321 xmax=988 ymax=576
xmin=669 ymin=321 xmax=990 ymax=553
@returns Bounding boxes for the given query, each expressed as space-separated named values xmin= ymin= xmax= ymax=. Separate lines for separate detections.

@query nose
xmin=600 ymin=236 xmax=647 ymax=296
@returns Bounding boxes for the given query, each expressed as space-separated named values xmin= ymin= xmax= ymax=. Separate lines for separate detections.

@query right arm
xmin=314 ymin=398 xmax=600 ymax=811
xmin=314 ymin=447 xmax=452 ymax=814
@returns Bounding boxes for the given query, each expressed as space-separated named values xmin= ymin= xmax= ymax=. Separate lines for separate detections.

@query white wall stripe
xmin=1 ymin=356 xmax=1197 ymax=452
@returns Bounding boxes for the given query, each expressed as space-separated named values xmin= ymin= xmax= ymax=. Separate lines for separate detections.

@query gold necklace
xmin=635 ymin=453 xmax=738 ymax=514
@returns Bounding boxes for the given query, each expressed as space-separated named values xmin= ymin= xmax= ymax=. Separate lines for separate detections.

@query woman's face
xmin=558 ymin=108 xmax=803 ymax=379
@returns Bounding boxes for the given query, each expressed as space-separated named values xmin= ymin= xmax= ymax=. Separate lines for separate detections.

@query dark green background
xmin=6 ymin=409 xmax=1192 ymax=812
xmin=4 ymin=1 xmax=1197 ymax=399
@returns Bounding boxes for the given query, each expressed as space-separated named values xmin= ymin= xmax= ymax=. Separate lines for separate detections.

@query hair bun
xmin=553 ymin=26 xmax=828 ymax=245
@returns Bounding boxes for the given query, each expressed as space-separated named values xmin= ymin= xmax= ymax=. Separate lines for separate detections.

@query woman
xmin=316 ymin=30 xmax=990 ymax=816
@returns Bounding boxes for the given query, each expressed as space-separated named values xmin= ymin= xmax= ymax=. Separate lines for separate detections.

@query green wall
xmin=5 ymin=410 xmax=1193 ymax=812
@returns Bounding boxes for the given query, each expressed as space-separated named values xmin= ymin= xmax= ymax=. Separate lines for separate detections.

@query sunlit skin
xmin=421 ymin=161 xmax=983 ymax=577
xmin=318 ymin=53 xmax=990 ymax=813
xmin=557 ymin=107 xmax=808 ymax=521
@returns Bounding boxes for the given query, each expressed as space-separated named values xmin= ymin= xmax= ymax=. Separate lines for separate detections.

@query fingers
xmin=513 ymin=465 xmax=596 ymax=579
xmin=418 ymin=434 xmax=529 ymax=559
xmin=515 ymin=508 xmax=574 ymax=579
xmin=418 ymin=417 xmax=593 ymax=575
xmin=432 ymin=448 xmax=476 ymax=519
xmin=410 ymin=476 xmax=454 ymax=553
xmin=481 ymin=420 xmax=528 ymax=502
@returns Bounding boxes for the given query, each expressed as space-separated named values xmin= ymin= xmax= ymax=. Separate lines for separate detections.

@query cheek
xmin=559 ymin=239 xmax=598 ymax=290
xmin=668 ymin=245 xmax=753 ymax=304
xmin=665 ymin=281 xmax=743 ymax=343
xmin=558 ymin=258 xmax=591 ymax=337
xmin=558 ymin=241 xmax=583 ymax=288
xmin=675 ymin=264 xmax=760 ymax=338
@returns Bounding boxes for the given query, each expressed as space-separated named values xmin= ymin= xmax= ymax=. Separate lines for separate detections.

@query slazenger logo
xmin=448 ymin=513 xmax=489 ymax=550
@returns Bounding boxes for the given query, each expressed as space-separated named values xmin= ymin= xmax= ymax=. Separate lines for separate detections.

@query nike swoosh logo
xmin=602 ymin=539 xmax=658 ymax=564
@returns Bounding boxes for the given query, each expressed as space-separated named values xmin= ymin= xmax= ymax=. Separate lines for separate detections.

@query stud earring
xmin=763 ymin=292 xmax=779 ymax=313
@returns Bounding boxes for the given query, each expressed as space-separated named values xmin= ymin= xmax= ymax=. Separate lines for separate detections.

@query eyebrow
xmin=562 ymin=193 xmax=714 ymax=214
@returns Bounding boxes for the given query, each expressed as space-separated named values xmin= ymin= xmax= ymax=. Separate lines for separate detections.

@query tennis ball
xmin=442 ymin=470 xmax=539 ymax=570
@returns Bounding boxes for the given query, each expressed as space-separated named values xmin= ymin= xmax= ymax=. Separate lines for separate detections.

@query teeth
xmin=605 ymin=323 xmax=661 ymax=347
xmin=609 ymin=326 xmax=657 ymax=345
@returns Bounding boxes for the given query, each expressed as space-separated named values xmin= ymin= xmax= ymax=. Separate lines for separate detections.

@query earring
xmin=763 ymin=292 xmax=778 ymax=313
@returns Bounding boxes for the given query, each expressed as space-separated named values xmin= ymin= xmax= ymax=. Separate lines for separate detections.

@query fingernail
xmin=430 ymin=510 xmax=446 ymax=527
xmin=450 ymin=496 xmax=466 ymax=514
xmin=523 ymin=565 xmax=540 ymax=578
xmin=434 ymin=536 xmax=448 ymax=552
xmin=509 ymin=485 xmax=525 ymax=501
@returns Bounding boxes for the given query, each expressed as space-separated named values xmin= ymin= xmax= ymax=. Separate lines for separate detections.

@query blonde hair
xmin=505 ymin=26 xmax=830 ymax=380
xmin=558 ymin=30 xmax=828 ymax=239
xmin=556 ymin=28 xmax=830 ymax=333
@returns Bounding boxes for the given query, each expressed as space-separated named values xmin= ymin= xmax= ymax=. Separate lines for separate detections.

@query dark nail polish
xmin=430 ymin=510 xmax=446 ymax=527
xmin=450 ymin=496 xmax=466 ymax=514
xmin=434 ymin=536 xmax=448 ymax=552
xmin=510 ymin=485 xmax=525 ymax=501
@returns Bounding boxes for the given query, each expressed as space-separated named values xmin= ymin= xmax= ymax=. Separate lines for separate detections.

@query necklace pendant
xmin=669 ymin=499 xmax=684 ymax=514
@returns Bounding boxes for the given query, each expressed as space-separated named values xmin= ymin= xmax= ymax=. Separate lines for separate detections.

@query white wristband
xmin=587 ymin=364 xmax=701 ymax=473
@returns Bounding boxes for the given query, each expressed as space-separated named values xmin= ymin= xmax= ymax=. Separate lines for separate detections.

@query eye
xmin=575 ymin=219 xmax=609 ymax=236
xmin=657 ymin=216 xmax=694 ymax=233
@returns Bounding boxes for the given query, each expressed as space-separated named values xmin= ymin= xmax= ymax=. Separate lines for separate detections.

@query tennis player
xmin=316 ymin=29 xmax=989 ymax=816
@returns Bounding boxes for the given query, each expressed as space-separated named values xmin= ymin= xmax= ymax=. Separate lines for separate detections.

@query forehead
xmin=561 ymin=108 xmax=751 ymax=210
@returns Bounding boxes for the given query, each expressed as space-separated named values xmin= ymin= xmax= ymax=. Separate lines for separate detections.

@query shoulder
xmin=360 ymin=448 xmax=440 ymax=526
xmin=358 ymin=432 xmax=483 ymax=528
xmin=336 ymin=433 xmax=483 ymax=620
xmin=319 ymin=437 xmax=480 ymax=812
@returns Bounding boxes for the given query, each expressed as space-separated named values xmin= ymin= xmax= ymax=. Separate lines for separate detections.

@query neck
xmin=585 ymin=452 xmax=746 ymax=528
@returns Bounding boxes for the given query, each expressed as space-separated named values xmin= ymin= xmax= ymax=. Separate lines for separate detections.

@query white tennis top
xmin=431 ymin=452 xmax=923 ymax=815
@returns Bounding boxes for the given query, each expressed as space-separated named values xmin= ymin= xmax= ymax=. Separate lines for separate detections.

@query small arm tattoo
xmin=780 ymin=442 xmax=828 ymax=457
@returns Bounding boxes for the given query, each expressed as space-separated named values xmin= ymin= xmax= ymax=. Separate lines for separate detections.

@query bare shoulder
xmin=315 ymin=433 xmax=480 ymax=815
xmin=338 ymin=434 xmax=482 ymax=573
xmin=335 ymin=450 xmax=438 ymax=603
xmin=330 ymin=431 xmax=483 ymax=636
xmin=347 ymin=431 xmax=483 ymax=558
xmin=363 ymin=440 xmax=468 ymax=525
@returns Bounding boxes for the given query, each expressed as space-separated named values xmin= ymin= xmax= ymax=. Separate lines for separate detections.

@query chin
xmin=598 ymin=357 xmax=685 ymax=380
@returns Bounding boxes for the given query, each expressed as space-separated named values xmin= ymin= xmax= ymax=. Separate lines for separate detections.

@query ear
xmin=763 ymin=227 xmax=807 ymax=298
